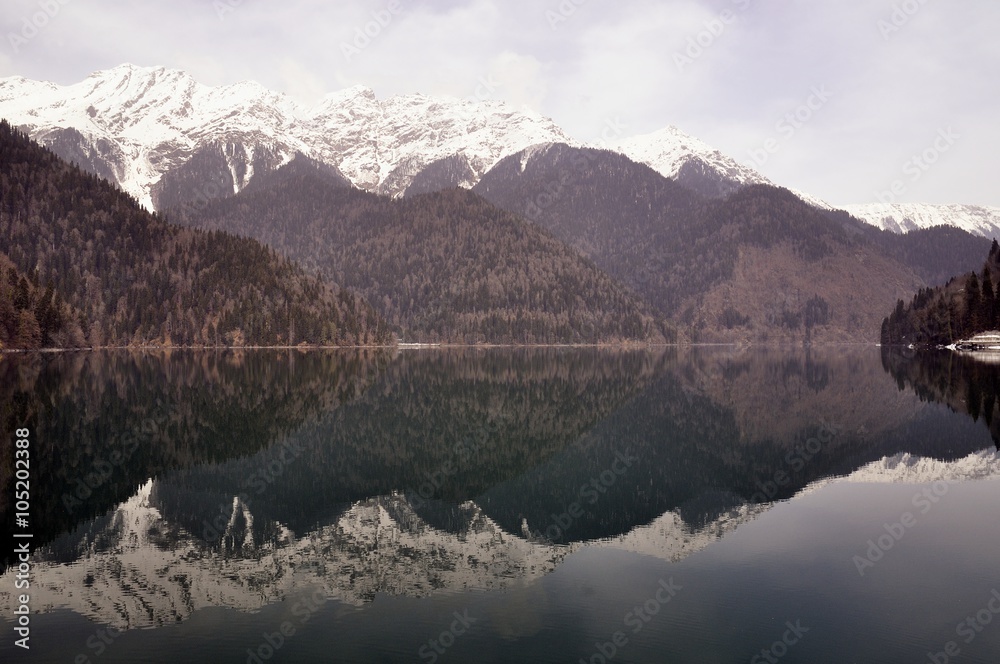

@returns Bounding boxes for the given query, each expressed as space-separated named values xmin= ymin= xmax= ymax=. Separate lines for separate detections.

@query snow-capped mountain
xmin=609 ymin=126 xmax=768 ymax=191
xmin=608 ymin=128 xmax=1000 ymax=237
xmin=1 ymin=63 xmax=995 ymax=238
xmin=4 ymin=446 xmax=997 ymax=630
xmin=841 ymin=203 xmax=1000 ymax=240
xmin=0 ymin=479 xmax=755 ymax=629
xmin=606 ymin=125 xmax=832 ymax=209
xmin=0 ymin=64 xmax=575 ymax=209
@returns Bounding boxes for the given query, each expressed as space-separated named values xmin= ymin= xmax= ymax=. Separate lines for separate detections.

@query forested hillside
xmin=882 ymin=241 xmax=1000 ymax=346
xmin=171 ymin=156 xmax=668 ymax=345
xmin=0 ymin=252 xmax=85 ymax=349
xmin=473 ymin=144 xmax=927 ymax=342
xmin=825 ymin=211 xmax=992 ymax=287
xmin=0 ymin=120 xmax=392 ymax=348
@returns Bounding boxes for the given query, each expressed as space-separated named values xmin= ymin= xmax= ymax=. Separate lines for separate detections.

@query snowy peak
xmin=4 ymin=447 xmax=998 ymax=630
xmin=2 ymin=64 xmax=992 ymax=235
xmin=841 ymin=203 xmax=1000 ymax=240
xmin=0 ymin=65 xmax=574 ymax=208
xmin=608 ymin=125 xmax=831 ymax=208
xmin=609 ymin=125 xmax=733 ymax=180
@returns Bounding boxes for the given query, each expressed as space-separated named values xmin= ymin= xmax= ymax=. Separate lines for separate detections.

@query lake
xmin=1 ymin=347 xmax=999 ymax=663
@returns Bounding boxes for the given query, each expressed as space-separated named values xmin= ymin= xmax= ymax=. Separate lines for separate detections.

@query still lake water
xmin=1 ymin=347 xmax=999 ymax=663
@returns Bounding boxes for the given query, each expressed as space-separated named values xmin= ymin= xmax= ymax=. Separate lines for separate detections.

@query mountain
xmin=10 ymin=343 xmax=1000 ymax=628
xmin=0 ymin=477 xmax=760 ymax=628
xmin=611 ymin=128 xmax=1000 ymax=240
xmin=5 ymin=64 xmax=996 ymax=243
xmin=607 ymin=128 xmax=1000 ymax=240
xmin=5 ymin=402 xmax=996 ymax=628
xmin=0 ymin=64 xmax=575 ymax=209
xmin=0 ymin=120 xmax=392 ymax=348
xmin=861 ymin=222 xmax=993 ymax=287
xmin=473 ymin=143 xmax=931 ymax=343
xmin=842 ymin=203 xmax=1000 ymax=240
xmin=170 ymin=156 xmax=668 ymax=344
xmin=607 ymin=125 xmax=831 ymax=208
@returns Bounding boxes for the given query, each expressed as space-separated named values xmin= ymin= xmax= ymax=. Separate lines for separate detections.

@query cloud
xmin=486 ymin=51 xmax=547 ymax=111
xmin=277 ymin=58 xmax=328 ymax=107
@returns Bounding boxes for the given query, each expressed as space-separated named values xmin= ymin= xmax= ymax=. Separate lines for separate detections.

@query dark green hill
xmin=171 ymin=156 xmax=669 ymax=345
xmin=882 ymin=240 xmax=1000 ymax=346
xmin=0 ymin=120 xmax=392 ymax=347
xmin=473 ymin=144 xmax=932 ymax=342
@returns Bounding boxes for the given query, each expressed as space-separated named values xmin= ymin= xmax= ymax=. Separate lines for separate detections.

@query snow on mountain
xmin=610 ymin=128 xmax=1000 ymax=236
xmin=0 ymin=484 xmax=570 ymax=629
xmin=2 ymin=447 xmax=998 ymax=629
xmin=609 ymin=125 xmax=767 ymax=187
xmin=840 ymin=203 xmax=1000 ymax=240
xmin=3 ymin=63 xmax=995 ymax=237
xmin=0 ymin=478 xmax=751 ymax=630
xmin=0 ymin=64 xmax=575 ymax=209
xmin=606 ymin=125 xmax=832 ymax=209
xmin=799 ymin=449 xmax=1000 ymax=499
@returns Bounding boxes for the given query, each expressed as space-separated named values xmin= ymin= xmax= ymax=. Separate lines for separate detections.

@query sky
xmin=1 ymin=0 xmax=997 ymax=206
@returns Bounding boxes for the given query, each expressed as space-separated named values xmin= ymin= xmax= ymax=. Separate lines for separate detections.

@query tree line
xmin=882 ymin=240 xmax=1000 ymax=345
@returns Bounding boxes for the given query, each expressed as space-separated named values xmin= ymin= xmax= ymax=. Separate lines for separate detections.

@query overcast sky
xmin=2 ymin=0 xmax=997 ymax=205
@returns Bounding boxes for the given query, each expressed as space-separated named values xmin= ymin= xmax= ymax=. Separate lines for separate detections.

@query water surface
xmin=1 ymin=347 xmax=998 ymax=663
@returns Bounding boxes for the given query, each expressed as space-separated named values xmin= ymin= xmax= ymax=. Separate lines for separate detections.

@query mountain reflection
xmin=0 ymin=349 xmax=390 ymax=566
xmin=881 ymin=346 xmax=1000 ymax=449
xmin=1 ymin=347 xmax=996 ymax=631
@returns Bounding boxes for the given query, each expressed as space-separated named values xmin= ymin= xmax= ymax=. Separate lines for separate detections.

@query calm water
xmin=1 ymin=347 xmax=999 ymax=663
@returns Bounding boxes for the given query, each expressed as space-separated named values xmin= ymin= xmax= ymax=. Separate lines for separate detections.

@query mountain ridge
xmin=172 ymin=158 xmax=670 ymax=344
xmin=0 ymin=64 xmax=575 ymax=208
xmin=2 ymin=64 xmax=995 ymax=240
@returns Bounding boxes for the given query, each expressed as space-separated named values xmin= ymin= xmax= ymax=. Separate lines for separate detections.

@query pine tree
xmin=14 ymin=309 xmax=42 ymax=349
xmin=965 ymin=272 xmax=982 ymax=335
xmin=981 ymin=268 xmax=996 ymax=332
